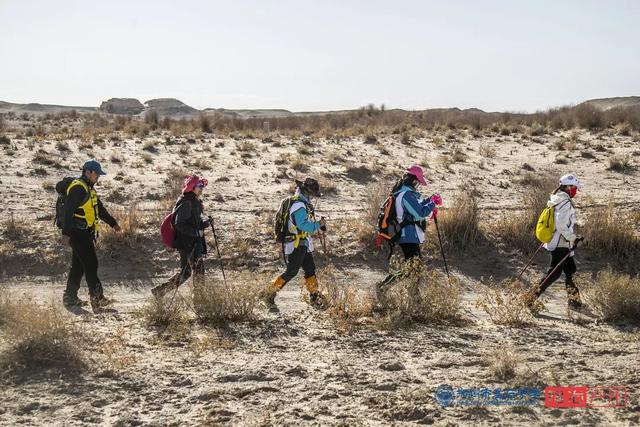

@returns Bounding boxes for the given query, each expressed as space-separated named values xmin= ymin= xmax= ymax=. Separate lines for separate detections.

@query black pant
xmin=65 ymin=229 xmax=101 ymax=299
xmin=281 ymin=245 xmax=315 ymax=283
xmin=157 ymin=245 xmax=205 ymax=293
xmin=400 ymin=243 xmax=422 ymax=260
xmin=535 ymin=247 xmax=579 ymax=298
xmin=380 ymin=243 xmax=422 ymax=288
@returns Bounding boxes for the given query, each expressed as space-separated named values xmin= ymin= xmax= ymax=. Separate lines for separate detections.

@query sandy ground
xmin=1 ymin=124 xmax=640 ymax=425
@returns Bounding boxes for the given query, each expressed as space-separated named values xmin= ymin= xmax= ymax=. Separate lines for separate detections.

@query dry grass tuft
xmin=581 ymin=206 xmax=639 ymax=259
xmin=493 ymin=172 xmax=556 ymax=252
xmin=191 ymin=273 xmax=263 ymax=324
xmin=607 ymin=153 xmax=633 ymax=173
xmin=138 ymin=295 xmax=189 ymax=329
xmin=0 ymin=299 xmax=86 ymax=376
xmin=584 ymin=269 xmax=640 ymax=324
xmin=319 ymin=265 xmax=375 ymax=330
xmin=484 ymin=345 xmax=521 ymax=381
xmin=377 ymin=258 xmax=465 ymax=326
xmin=475 ymin=280 xmax=540 ymax=326
xmin=99 ymin=204 xmax=142 ymax=249
xmin=437 ymin=189 xmax=483 ymax=251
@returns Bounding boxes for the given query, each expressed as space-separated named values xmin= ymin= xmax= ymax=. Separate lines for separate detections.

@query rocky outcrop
xmin=99 ymin=98 xmax=144 ymax=115
xmin=144 ymin=98 xmax=198 ymax=116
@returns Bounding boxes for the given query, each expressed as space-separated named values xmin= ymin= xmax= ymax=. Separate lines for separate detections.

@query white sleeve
xmin=555 ymin=202 xmax=577 ymax=243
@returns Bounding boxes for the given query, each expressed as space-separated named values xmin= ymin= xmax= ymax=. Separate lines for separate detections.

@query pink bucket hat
xmin=182 ymin=175 xmax=208 ymax=194
xmin=405 ymin=165 xmax=427 ymax=186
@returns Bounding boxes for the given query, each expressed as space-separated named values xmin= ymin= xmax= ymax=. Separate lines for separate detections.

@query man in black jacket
xmin=61 ymin=159 xmax=121 ymax=313
xmin=151 ymin=175 xmax=211 ymax=299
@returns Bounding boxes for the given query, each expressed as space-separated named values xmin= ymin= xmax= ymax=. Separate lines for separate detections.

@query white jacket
xmin=543 ymin=191 xmax=577 ymax=251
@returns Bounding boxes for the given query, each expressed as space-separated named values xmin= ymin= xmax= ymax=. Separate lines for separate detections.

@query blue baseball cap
xmin=82 ymin=159 xmax=106 ymax=175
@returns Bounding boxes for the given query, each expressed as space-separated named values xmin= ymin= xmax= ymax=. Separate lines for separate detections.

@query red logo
xmin=544 ymin=386 xmax=627 ymax=408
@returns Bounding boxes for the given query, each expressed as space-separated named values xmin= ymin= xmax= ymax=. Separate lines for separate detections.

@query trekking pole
xmin=515 ymin=243 xmax=544 ymax=282
xmin=209 ymin=218 xmax=227 ymax=285
xmin=535 ymin=238 xmax=583 ymax=293
xmin=433 ymin=213 xmax=450 ymax=280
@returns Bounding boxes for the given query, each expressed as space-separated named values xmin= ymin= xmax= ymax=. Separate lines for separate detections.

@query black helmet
xmin=296 ymin=177 xmax=322 ymax=197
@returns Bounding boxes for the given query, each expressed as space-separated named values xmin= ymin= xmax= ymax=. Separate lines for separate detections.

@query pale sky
xmin=1 ymin=0 xmax=639 ymax=112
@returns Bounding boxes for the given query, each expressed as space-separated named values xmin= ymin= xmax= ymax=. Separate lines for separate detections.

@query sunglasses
xmin=195 ymin=183 xmax=206 ymax=188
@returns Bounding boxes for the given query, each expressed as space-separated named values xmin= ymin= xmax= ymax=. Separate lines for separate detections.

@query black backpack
xmin=54 ymin=177 xmax=89 ymax=229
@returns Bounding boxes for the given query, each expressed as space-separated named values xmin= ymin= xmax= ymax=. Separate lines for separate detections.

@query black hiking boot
xmin=265 ymin=292 xmax=279 ymax=312
xmin=63 ymin=294 xmax=88 ymax=308
xmin=568 ymin=299 xmax=583 ymax=311
xmin=97 ymin=296 xmax=115 ymax=307
xmin=309 ymin=292 xmax=327 ymax=309
xmin=90 ymin=297 xmax=101 ymax=314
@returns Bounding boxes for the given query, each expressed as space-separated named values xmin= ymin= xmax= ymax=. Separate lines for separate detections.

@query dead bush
xmin=191 ymin=273 xmax=263 ymax=324
xmin=378 ymin=258 xmax=465 ymax=326
xmin=0 ymin=287 xmax=10 ymax=327
xmin=494 ymin=172 xmax=557 ymax=252
xmin=607 ymin=153 xmax=633 ymax=173
xmin=581 ymin=206 xmax=639 ymax=259
xmin=2 ymin=213 xmax=31 ymax=241
xmin=475 ymin=280 xmax=540 ymax=326
xmin=138 ymin=295 xmax=189 ymax=329
xmin=484 ymin=345 xmax=521 ymax=381
xmin=478 ymin=142 xmax=496 ymax=158
xmin=584 ymin=269 xmax=640 ymax=324
xmin=0 ymin=299 xmax=86 ymax=376
xmin=437 ymin=190 xmax=482 ymax=251
xmin=319 ymin=265 xmax=375 ymax=330
xmin=99 ymin=204 xmax=142 ymax=249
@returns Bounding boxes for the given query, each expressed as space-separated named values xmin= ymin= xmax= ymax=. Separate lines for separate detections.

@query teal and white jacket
xmin=393 ymin=185 xmax=437 ymax=244
xmin=284 ymin=190 xmax=321 ymax=255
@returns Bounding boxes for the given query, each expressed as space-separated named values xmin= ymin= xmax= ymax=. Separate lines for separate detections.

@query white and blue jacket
xmin=284 ymin=191 xmax=320 ymax=255
xmin=394 ymin=185 xmax=437 ymax=244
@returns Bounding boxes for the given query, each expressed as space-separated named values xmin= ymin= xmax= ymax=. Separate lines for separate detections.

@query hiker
xmin=380 ymin=165 xmax=443 ymax=260
xmin=265 ymin=177 xmax=327 ymax=310
xmin=530 ymin=174 xmax=583 ymax=310
xmin=59 ymin=159 xmax=121 ymax=312
xmin=376 ymin=165 xmax=443 ymax=293
xmin=151 ymin=175 xmax=211 ymax=298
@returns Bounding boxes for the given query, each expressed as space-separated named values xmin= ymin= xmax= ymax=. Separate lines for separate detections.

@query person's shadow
xmin=64 ymin=305 xmax=119 ymax=315
xmin=64 ymin=305 xmax=91 ymax=316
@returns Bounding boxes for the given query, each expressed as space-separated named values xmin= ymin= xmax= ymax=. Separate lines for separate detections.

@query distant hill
xmin=579 ymin=96 xmax=640 ymax=111
xmin=1 ymin=96 xmax=638 ymax=118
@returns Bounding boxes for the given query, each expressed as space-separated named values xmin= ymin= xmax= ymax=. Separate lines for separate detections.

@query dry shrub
xmin=584 ymin=269 xmax=640 ymax=324
xmin=99 ymin=204 xmax=142 ymax=249
xmin=138 ymin=295 xmax=189 ymax=329
xmin=378 ymin=258 xmax=465 ymax=326
xmin=0 ymin=299 xmax=85 ymax=376
xmin=494 ymin=172 xmax=556 ymax=251
xmin=607 ymin=153 xmax=633 ymax=173
xmin=475 ymin=280 xmax=540 ymax=326
xmin=319 ymin=264 xmax=375 ymax=330
xmin=96 ymin=326 xmax=136 ymax=375
xmin=3 ymin=213 xmax=31 ymax=240
xmin=191 ymin=273 xmax=263 ymax=324
xmin=437 ymin=190 xmax=482 ymax=251
xmin=0 ymin=287 xmax=10 ymax=327
xmin=484 ymin=345 xmax=521 ymax=381
xmin=479 ymin=142 xmax=496 ymax=158
xmin=581 ymin=206 xmax=639 ymax=259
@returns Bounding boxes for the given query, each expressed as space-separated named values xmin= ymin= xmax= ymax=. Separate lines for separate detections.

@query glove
xmin=375 ymin=234 xmax=383 ymax=249
xmin=431 ymin=207 xmax=438 ymax=219
xmin=200 ymin=217 xmax=213 ymax=229
xmin=430 ymin=193 xmax=443 ymax=206
xmin=319 ymin=217 xmax=327 ymax=231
